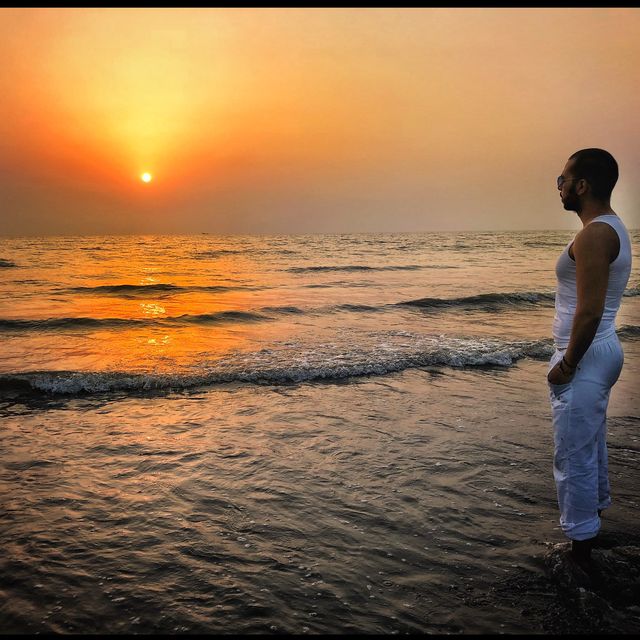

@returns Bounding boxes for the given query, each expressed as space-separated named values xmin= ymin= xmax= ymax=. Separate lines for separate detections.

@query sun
xmin=141 ymin=172 xmax=152 ymax=183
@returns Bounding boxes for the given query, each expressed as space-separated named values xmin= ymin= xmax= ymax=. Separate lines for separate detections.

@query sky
xmin=1 ymin=7 xmax=639 ymax=236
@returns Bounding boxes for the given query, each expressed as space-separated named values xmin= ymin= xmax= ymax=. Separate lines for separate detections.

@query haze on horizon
xmin=1 ymin=7 xmax=639 ymax=237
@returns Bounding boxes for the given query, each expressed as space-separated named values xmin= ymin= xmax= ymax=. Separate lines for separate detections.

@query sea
xmin=1 ymin=229 xmax=639 ymax=633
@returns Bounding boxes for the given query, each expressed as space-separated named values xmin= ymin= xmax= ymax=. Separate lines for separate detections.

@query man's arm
xmin=548 ymin=222 xmax=618 ymax=384
xmin=563 ymin=223 xmax=617 ymax=366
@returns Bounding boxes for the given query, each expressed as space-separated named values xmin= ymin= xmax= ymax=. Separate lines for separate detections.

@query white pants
xmin=548 ymin=332 xmax=624 ymax=541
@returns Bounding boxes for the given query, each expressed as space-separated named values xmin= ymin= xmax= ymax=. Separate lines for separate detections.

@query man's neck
xmin=577 ymin=200 xmax=615 ymax=227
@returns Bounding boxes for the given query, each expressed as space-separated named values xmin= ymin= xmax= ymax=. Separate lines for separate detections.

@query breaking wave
xmin=0 ymin=334 xmax=557 ymax=396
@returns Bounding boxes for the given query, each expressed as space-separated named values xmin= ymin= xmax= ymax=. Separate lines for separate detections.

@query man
xmin=548 ymin=148 xmax=632 ymax=570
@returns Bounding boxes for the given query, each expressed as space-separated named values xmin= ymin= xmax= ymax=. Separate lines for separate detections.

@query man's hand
xmin=547 ymin=360 xmax=576 ymax=385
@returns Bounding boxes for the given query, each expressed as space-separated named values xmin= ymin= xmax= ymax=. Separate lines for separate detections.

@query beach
xmin=1 ymin=231 xmax=639 ymax=634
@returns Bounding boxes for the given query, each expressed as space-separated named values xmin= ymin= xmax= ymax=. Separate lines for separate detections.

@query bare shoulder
xmin=574 ymin=219 xmax=620 ymax=262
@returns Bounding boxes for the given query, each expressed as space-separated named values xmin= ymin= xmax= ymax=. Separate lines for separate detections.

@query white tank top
xmin=552 ymin=214 xmax=632 ymax=348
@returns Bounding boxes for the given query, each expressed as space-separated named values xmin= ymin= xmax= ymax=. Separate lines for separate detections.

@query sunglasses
xmin=557 ymin=176 xmax=582 ymax=190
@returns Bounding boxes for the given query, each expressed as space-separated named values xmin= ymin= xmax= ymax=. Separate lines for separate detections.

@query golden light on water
xmin=140 ymin=302 xmax=165 ymax=317
xmin=141 ymin=172 xmax=152 ymax=183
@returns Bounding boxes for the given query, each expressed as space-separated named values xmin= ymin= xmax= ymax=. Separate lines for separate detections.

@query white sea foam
xmin=0 ymin=333 xmax=558 ymax=395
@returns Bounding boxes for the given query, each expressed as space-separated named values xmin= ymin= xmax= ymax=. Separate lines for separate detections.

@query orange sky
xmin=1 ymin=8 xmax=639 ymax=235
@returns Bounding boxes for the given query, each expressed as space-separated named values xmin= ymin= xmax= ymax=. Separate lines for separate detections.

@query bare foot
xmin=559 ymin=549 xmax=594 ymax=588
xmin=546 ymin=543 xmax=598 ymax=591
xmin=571 ymin=538 xmax=594 ymax=567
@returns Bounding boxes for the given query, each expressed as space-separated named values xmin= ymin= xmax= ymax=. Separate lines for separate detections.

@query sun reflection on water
xmin=140 ymin=302 xmax=166 ymax=317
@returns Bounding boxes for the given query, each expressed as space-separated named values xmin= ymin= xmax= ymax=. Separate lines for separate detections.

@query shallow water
xmin=2 ymin=351 xmax=639 ymax=634
xmin=1 ymin=229 xmax=639 ymax=633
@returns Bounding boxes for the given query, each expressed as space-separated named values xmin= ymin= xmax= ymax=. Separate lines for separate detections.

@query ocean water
xmin=1 ymin=230 xmax=639 ymax=633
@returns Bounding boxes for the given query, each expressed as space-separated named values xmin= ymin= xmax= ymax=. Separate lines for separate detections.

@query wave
xmin=57 ymin=279 xmax=640 ymax=303
xmin=194 ymin=248 xmax=298 ymax=259
xmin=0 ymin=258 xmax=17 ymax=268
xmin=260 ymin=306 xmax=305 ymax=314
xmin=0 ymin=293 xmax=547 ymax=333
xmin=0 ymin=317 xmax=139 ymax=330
xmin=2 ymin=287 xmax=636 ymax=334
xmin=618 ymin=324 xmax=640 ymax=339
xmin=333 ymin=304 xmax=385 ymax=313
xmin=176 ymin=310 xmax=270 ymax=325
xmin=402 ymin=286 xmax=638 ymax=312
xmin=4 ymin=322 xmax=639 ymax=397
xmin=0 ymin=310 xmax=271 ymax=332
xmin=401 ymin=291 xmax=557 ymax=311
xmin=193 ymin=249 xmax=244 ymax=258
xmin=68 ymin=284 xmax=185 ymax=295
xmin=65 ymin=283 xmax=261 ymax=297
xmin=287 ymin=264 xmax=424 ymax=273
xmin=302 ymin=282 xmax=374 ymax=289
xmin=0 ymin=334 xmax=559 ymax=396
xmin=522 ymin=240 xmax=570 ymax=248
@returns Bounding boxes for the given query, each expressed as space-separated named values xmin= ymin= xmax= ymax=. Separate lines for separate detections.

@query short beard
xmin=562 ymin=187 xmax=582 ymax=213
